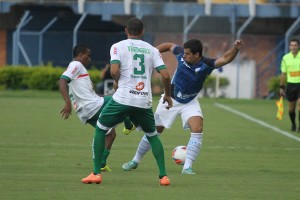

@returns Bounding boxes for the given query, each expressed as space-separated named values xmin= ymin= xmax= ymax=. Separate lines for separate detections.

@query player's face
xmin=81 ymin=49 xmax=91 ymax=66
xmin=183 ymin=48 xmax=200 ymax=65
xmin=289 ymin=41 xmax=299 ymax=55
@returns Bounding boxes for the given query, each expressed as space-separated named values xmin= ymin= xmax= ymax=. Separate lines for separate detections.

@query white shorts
xmin=154 ymin=95 xmax=203 ymax=130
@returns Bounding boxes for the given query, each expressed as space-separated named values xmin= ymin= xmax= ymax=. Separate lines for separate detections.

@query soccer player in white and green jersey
xmin=81 ymin=18 xmax=173 ymax=186
xmin=59 ymin=44 xmax=134 ymax=172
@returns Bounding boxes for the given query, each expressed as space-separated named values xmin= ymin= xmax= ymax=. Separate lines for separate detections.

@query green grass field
xmin=1 ymin=90 xmax=300 ymax=200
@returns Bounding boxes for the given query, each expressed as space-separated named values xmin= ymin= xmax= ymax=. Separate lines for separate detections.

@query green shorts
xmin=86 ymin=96 xmax=112 ymax=127
xmin=98 ymin=99 xmax=156 ymax=134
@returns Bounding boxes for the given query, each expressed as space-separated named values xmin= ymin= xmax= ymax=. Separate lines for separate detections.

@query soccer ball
xmin=172 ymin=146 xmax=187 ymax=165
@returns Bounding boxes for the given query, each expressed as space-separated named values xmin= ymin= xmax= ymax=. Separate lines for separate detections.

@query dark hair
xmin=183 ymin=39 xmax=203 ymax=57
xmin=126 ymin=18 xmax=144 ymax=36
xmin=290 ymin=38 xmax=300 ymax=45
xmin=73 ymin=44 xmax=89 ymax=58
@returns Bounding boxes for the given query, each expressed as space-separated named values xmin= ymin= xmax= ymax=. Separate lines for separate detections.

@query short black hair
xmin=290 ymin=38 xmax=300 ymax=45
xmin=126 ymin=17 xmax=144 ymax=36
xmin=73 ymin=44 xmax=89 ymax=58
xmin=183 ymin=39 xmax=203 ymax=57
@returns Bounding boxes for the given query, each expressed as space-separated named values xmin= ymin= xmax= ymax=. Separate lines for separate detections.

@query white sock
xmin=132 ymin=135 xmax=150 ymax=163
xmin=183 ymin=132 xmax=202 ymax=170
xmin=132 ymin=132 xmax=161 ymax=163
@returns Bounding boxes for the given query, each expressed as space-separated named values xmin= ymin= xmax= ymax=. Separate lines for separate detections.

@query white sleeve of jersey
xmin=110 ymin=43 xmax=121 ymax=62
xmin=153 ymin=48 xmax=165 ymax=69
xmin=62 ymin=62 xmax=81 ymax=80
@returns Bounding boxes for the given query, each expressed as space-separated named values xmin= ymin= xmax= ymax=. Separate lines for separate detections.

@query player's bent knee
xmin=156 ymin=126 xmax=165 ymax=133
xmin=108 ymin=128 xmax=117 ymax=139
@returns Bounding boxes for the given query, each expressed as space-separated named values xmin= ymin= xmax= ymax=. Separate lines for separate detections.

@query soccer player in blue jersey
xmin=122 ymin=39 xmax=244 ymax=174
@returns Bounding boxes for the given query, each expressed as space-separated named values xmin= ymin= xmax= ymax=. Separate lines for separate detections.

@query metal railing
xmin=3 ymin=0 xmax=300 ymax=4
xmin=255 ymin=39 xmax=284 ymax=97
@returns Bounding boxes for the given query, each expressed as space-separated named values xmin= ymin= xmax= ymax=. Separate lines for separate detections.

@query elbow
xmin=222 ymin=57 xmax=234 ymax=66
xmin=165 ymin=74 xmax=171 ymax=82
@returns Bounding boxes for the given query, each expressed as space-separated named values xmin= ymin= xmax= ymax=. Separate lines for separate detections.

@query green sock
xmin=146 ymin=135 xmax=167 ymax=178
xmin=123 ymin=116 xmax=133 ymax=130
xmin=93 ymin=126 xmax=106 ymax=174
xmin=101 ymin=149 xmax=110 ymax=168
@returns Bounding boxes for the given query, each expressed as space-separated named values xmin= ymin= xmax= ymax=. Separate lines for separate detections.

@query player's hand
xmin=234 ymin=39 xmax=244 ymax=50
xmin=163 ymin=95 xmax=173 ymax=110
xmin=279 ymin=88 xmax=285 ymax=97
xmin=60 ymin=101 xmax=72 ymax=119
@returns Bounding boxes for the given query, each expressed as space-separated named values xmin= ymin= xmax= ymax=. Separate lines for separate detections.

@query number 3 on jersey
xmin=133 ymin=54 xmax=145 ymax=75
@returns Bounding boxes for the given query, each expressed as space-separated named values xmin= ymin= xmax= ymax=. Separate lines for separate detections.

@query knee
xmin=111 ymin=132 xmax=116 ymax=140
xmin=156 ymin=126 xmax=165 ymax=134
xmin=109 ymin=129 xmax=117 ymax=139
xmin=188 ymin=116 xmax=203 ymax=133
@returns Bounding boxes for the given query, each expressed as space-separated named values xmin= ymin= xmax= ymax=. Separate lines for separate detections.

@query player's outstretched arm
xmin=59 ymin=78 xmax=72 ymax=119
xmin=156 ymin=43 xmax=176 ymax=53
xmin=215 ymin=39 xmax=244 ymax=68
xmin=159 ymin=69 xmax=173 ymax=109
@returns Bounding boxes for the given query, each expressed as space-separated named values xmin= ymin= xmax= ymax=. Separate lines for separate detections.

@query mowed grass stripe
xmin=215 ymin=102 xmax=300 ymax=142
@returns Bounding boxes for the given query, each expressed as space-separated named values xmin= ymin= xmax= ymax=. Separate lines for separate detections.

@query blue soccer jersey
xmin=171 ymin=46 xmax=216 ymax=104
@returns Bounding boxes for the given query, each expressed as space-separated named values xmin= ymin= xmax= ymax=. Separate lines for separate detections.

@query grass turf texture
xmin=1 ymin=90 xmax=300 ymax=200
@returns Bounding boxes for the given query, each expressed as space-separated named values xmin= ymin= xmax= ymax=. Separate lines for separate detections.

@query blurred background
xmin=0 ymin=0 xmax=299 ymax=98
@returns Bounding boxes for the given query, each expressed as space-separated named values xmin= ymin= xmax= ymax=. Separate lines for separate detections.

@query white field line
xmin=215 ymin=103 xmax=300 ymax=142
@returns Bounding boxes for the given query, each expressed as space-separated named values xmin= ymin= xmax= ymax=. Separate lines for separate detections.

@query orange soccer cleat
xmin=81 ymin=172 xmax=102 ymax=184
xmin=159 ymin=176 xmax=171 ymax=186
